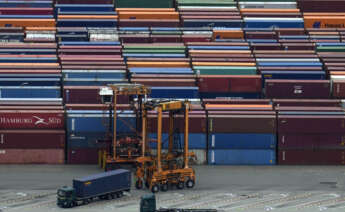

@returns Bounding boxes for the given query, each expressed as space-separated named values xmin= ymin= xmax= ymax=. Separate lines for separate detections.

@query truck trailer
xmin=57 ymin=169 xmax=131 ymax=208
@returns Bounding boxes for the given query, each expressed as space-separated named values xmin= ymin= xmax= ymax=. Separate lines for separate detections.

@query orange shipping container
xmin=192 ymin=62 xmax=255 ymax=66
xmin=213 ymin=29 xmax=244 ymax=40
xmin=0 ymin=19 xmax=55 ymax=27
xmin=330 ymin=72 xmax=345 ymax=75
xmin=25 ymin=27 xmax=56 ymax=31
xmin=304 ymin=16 xmax=345 ymax=28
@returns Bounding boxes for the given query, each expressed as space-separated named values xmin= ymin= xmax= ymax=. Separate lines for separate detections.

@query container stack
xmin=55 ymin=2 xmax=117 ymax=28
xmin=0 ymin=0 xmax=55 ymax=28
xmin=177 ymin=0 xmax=242 ymax=28
xmin=190 ymin=41 xmax=261 ymax=99
xmin=126 ymin=43 xmax=199 ymax=99
xmin=54 ymin=0 xmax=127 ymax=164
xmin=205 ymin=100 xmax=277 ymax=165
xmin=240 ymin=0 xmax=304 ymax=29
xmin=147 ymin=107 xmax=208 ymax=164
xmin=0 ymin=99 xmax=65 ymax=164
xmin=66 ymin=105 xmax=136 ymax=164
xmin=276 ymin=106 xmax=345 ymax=165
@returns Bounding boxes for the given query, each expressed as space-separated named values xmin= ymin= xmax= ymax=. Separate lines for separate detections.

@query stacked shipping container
xmin=0 ymin=99 xmax=65 ymax=164
xmin=1 ymin=0 xmax=345 ymax=165
xmin=206 ymin=102 xmax=276 ymax=165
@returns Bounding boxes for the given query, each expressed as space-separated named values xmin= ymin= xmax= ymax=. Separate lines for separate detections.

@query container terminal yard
xmin=2 ymin=0 xmax=345 ymax=211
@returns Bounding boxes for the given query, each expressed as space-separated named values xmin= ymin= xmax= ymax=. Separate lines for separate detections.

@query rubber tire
xmin=177 ymin=181 xmax=184 ymax=190
xmin=119 ymin=191 xmax=124 ymax=197
xmin=135 ymin=180 xmax=143 ymax=189
xmin=71 ymin=202 xmax=76 ymax=208
xmin=186 ymin=179 xmax=195 ymax=189
xmin=160 ymin=183 xmax=168 ymax=192
xmin=151 ymin=184 xmax=159 ymax=193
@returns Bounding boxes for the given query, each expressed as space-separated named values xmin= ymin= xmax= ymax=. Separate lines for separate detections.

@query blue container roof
xmin=75 ymin=169 xmax=129 ymax=182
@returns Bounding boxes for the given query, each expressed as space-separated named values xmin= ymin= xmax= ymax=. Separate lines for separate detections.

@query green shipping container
xmin=115 ymin=0 xmax=174 ymax=8
xmin=316 ymin=46 xmax=345 ymax=52
xmin=194 ymin=66 xmax=257 ymax=75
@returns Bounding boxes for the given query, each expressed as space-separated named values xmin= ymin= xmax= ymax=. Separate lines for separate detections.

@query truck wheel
xmin=151 ymin=184 xmax=159 ymax=193
xmin=135 ymin=180 xmax=143 ymax=189
xmin=177 ymin=181 xmax=184 ymax=189
xmin=71 ymin=202 xmax=76 ymax=208
xmin=186 ymin=179 xmax=195 ymax=188
xmin=160 ymin=183 xmax=168 ymax=192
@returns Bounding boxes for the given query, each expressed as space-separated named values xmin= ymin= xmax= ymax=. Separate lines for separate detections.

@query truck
xmin=57 ymin=169 xmax=131 ymax=208
xmin=140 ymin=194 xmax=217 ymax=212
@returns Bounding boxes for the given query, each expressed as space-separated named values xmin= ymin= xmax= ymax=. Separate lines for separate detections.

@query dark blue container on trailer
xmin=73 ymin=169 xmax=131 ymax=198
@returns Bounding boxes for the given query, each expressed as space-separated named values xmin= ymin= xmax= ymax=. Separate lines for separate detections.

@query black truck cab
xmin=57 ymin=186 xmax=76 ymax=208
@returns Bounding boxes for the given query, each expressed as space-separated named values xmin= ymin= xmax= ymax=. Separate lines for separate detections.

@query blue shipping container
xmin=63 ymin=70 xmax=126 ymax=79
xmin=150 ymin=87 xmax=199 ymax=99
xmin=66 ymin=110 xmax=136 ymax=134
xmin=67 ymin=132 xmax=110 ymax=149
xmin=0 ymin=78 xmax=61 ymax=86
xmin=148 ymin=133 xmax=206 ymax=149
xmin=208 ymin=133 xmax=276 ymax=149
xmin=0 ymin=86 xmax=61 ymax=98
xmin=73 ymin=169 xmax=130 ymax=198
xmin=208 ymin=149 xmax=276 ymax=165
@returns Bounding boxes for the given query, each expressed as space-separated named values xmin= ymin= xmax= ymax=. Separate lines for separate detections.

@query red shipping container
xmin=265 ymin=80 xmax=331 ymax=99
xmin=67 ymin=148 xmax=100 ymax=164
xmin=273 ymin=99 xmax=341 ymax=107
xmin=0 ymin=130 xmax=65 ymax=149
xmin=208 ymin=113 xmax=276 ymax=133
xmin=198 ymin=75 xmax=261 ymax=93
xmin=0 ymin=110 xmax=64 ymax=129
xmin=63 ymin=86 xmax=129 ymax=104
xmin=203 ymin=99 xmax=271 ymax=105
xmin=147 ymin=111 xmax=206 ymax=133
xmin=0 ymin=149 xmax=64 ymax=164
xmin=278 ymin=133 xmax=345 ymax=150
xmin=278 ymin=115 xmax=345 ymax=134
xmin=278 ymin=150 xmax=345 ymax=165
xmin=0 ymin=8 xmax=53 ymax=15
